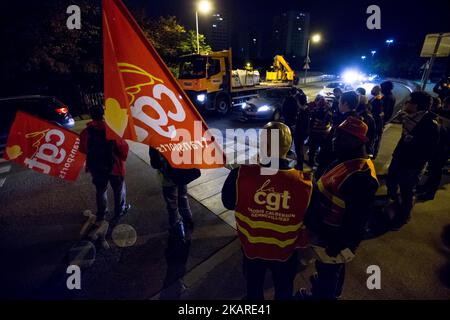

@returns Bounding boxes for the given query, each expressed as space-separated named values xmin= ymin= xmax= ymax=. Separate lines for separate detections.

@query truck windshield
xmin=179 ymin=57 xmax=206 ymax=79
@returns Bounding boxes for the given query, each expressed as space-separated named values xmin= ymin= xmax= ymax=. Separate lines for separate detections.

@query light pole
xmin=304 ymin=34 xmax=321 ymax=84
xmin=196 ymin=1 xmax=211 ymax=54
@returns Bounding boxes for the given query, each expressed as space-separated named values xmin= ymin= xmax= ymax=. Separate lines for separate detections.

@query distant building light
xmin=212 ymin=24 xmax=217 ymax=28
xmin=297 ymin=16 xmax=300 ymax=19
xmin=219 ymin=17 xmax=223 ymax=21
xmin=298 ymin=27 xmax=302 ymax=31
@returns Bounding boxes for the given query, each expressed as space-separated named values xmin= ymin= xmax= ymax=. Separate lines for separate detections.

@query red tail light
xmin=55 ymin=106 xmax=68 ymax=115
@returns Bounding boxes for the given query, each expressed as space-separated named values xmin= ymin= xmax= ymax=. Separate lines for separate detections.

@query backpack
xmin=86 ymin=126 xmax=115 ymax=175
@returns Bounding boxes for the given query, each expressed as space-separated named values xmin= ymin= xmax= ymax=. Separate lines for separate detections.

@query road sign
xmin=420 ymin=33 xmax=450 ymax=57
xmin=303 ymin=63 xmax=310 ymax=70
xmin=420 ymin=32 xmax=450 ymax=90
xmin=304 ymin=56 xmax=311 ymax=63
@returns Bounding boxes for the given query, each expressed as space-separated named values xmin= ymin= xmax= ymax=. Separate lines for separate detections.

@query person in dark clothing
xmin=308 ymin=96 xmax=333 ymax=166
xmin=149 ymin=147 xmax=196 ymax=239
xmin=370 ymin=85 xmax=385 ymax=158
xmin=386 ymin=91 xmax=440 ymax=230
xmin=294 ymin=94 xmax=310 ymax=170
xmin=356 ymin=93 xmax=376 ymax=157
xmin=222 ymin=122 xmax=313 ymax=300
xmin=331 ymin=88 xmax=343 ymax=117
xmin=298 ymin=117 xmax=379 ymax=300
xmin=281 ymin=87 xmax=300 ymax=128
xmin=433 ymin=74 xmax=450 ymax=101
xmin=416 ymin=108 xmax=450 ymax=201
xmin=381 ymin=81 xmax=396 ymax=123
xmin=79 ymin=106 xmax=130 ymax=222
xmin=316 ymin=91 xmax=359 ymax=178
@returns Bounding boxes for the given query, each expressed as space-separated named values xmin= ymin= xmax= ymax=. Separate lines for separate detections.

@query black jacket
xmin=281 ymin=96 xmax=299 ymax=127
xmin=382 ymin=93 xmax=396 ymax=123
xmin=392 ymin=111 xmax=440 ymax=171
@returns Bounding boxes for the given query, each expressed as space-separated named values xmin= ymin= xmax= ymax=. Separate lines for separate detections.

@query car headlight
xmin=257 ymin=105 xmax=270 ymax=112
xmin=196 ymin=94 xmax=206 ymax=102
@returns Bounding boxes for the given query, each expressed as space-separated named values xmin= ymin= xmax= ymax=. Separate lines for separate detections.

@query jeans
xmin=312 ymin=261 xmax=345 ymax=299
xmin=92 ymin=174 xmax=126 ymax=219
xmin=243 ymin=253 xmax=297 ymax=300
xmin=162 ymin=184 xmax=192 ymax=228
xmin=386 ymin=158 xmax=420 ymax=224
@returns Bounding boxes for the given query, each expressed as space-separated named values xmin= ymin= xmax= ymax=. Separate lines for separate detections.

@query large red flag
xmin=4 ymin=111 xmax=86 ymax=181
xmin=102 ymin=0 xmax=224 ymax=168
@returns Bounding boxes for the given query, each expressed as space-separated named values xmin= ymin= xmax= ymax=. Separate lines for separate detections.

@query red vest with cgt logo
xmin=317 ymin=158 xmax=378 ymax=227
xmin=235 ymin=165 xmax=313 ymax=261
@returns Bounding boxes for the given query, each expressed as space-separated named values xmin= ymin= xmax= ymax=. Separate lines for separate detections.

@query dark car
xmin=240 ymin=87 xmax=306 ymax=122
xmin=0 ymin=95 xmax=75 ymax=158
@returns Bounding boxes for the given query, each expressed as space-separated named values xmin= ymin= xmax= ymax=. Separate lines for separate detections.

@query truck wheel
xmin=272 ymin=109 xmax=281 ymax=121
xmin=216 ymin=96 xmax=230 ymax=114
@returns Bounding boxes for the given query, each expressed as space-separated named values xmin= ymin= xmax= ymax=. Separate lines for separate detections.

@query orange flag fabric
xmin=103 ymin=0 xmax=224 ymax=168
xmin=4 ymin=111 xmax=86 ymax=181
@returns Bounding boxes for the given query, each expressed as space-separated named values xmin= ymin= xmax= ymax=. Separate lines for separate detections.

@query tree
xmin=180 ymin=30 xmax=212 ymax=55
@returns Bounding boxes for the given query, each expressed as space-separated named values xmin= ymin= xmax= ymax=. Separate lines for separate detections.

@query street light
xmin=361 ymin=55 xmax=367 ymax=60
xmin=196 ymin=1 xmax=212 ymax=54
xmin=386 ymin=39 xmax=394 ymax=47
xmin=371 ymin=50 xmax=376 ymax=56
xmin=304 ymin=33 xmax=321 ymax=83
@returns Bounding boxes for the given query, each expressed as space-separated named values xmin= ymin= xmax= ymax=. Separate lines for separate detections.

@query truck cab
xmin=178 ymin=50 xmax=231 ymax=114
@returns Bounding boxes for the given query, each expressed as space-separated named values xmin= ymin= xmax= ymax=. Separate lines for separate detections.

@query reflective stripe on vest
xmin=235 ymin=165 xmax=313 ymax=261
xmin=317 ymin=158 xmax=378 ymax=227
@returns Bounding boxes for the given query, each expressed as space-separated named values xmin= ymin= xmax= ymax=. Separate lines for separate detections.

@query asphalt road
xmin=1 ymin=79 xmax=447 ymax=300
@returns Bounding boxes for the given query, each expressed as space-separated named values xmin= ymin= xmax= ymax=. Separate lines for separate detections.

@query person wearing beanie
xmin=298 ymin=116 xmax=379 ymax=300
xmin=356 ymin=90 xmax=376 ymax=157
xmin=380 ymin=81 xmax=396 ymax=122
xmin=316 ymin=91 xmax=361 ymax=178
xmin=386 ymin=91 xmax=440 ymax=230
xmin=369 ymin=85 xmax=385 ymax=158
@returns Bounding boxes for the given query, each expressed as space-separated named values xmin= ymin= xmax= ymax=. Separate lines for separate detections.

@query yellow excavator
xmin=265 ymin=55 xmax=296 ymax=83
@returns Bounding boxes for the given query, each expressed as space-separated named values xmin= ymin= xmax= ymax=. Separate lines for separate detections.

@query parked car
xmin=0 ymin=95 xmax=75 ymax=158
xmin=318 ymin=82 xmax=354 ymax=104
xmin=240 ymin=87 xmax=306 ymax=121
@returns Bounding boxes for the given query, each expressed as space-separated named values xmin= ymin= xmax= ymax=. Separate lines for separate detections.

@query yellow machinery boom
xmin=266 ymin=55 xmax=295 ymax=82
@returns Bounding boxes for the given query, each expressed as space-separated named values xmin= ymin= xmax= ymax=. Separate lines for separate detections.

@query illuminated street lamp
xmin=386 ymin=39 xmax=394 ymax=47
xmin=371 ymin=50 xmax=376 ymax=56
xmin=196 ymin=1 xmax=212 ymax=54
xmin=361 ymin=55 xmax=367 ymax=60
xmin=304 ymin=33 xmax=322 ymax=83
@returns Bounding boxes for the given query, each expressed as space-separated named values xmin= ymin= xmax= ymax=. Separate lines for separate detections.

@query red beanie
xmin=337 ymin=116 xmax=368 ymax=143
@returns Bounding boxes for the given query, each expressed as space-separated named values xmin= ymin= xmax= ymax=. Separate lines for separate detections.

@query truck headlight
xmin=257 ymin=105 xmax=270 ymax=112
xmin=196 ymin=94 xmax=206 ymax=102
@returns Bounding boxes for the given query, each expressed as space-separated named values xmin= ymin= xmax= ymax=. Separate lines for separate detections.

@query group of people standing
xmin=77 ymin=75 xmax=450 ymax=300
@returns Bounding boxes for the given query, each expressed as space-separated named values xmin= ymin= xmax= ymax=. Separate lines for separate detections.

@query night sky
xmin=128 ymin=0 xmax=450 ymax=72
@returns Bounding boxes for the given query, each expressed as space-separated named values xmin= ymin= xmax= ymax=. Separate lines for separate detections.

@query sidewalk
xmin=139 ymin=123 xmax=450 ymax=300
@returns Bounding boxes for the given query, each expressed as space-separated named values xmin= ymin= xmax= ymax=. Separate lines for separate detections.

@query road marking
xmin=0 ymin=158 xmax=7 ymax=164
xmin=0 ymin=177 xmax=6 ymax=188
xmin=0 ymin=165 xmax=11 ymax=174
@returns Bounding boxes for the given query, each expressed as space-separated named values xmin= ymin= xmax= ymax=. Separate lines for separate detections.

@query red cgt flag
xmin=4 ymin=111 xmax=86 ymax=181
xmin=103 ymin=0 xmax=224 ymax=169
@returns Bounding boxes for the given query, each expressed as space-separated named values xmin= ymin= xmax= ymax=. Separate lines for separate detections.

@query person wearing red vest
xmin=299 ymin=116 xmax=379 ymax=300
xmin=222 ymin=122 xmax=313 ymax=300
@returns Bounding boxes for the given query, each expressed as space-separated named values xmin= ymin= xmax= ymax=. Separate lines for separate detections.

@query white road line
xmin=0 ymin=165 xmax=11 ymax=174
xmin=0 ymin=158 xmax=7 ymax=164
